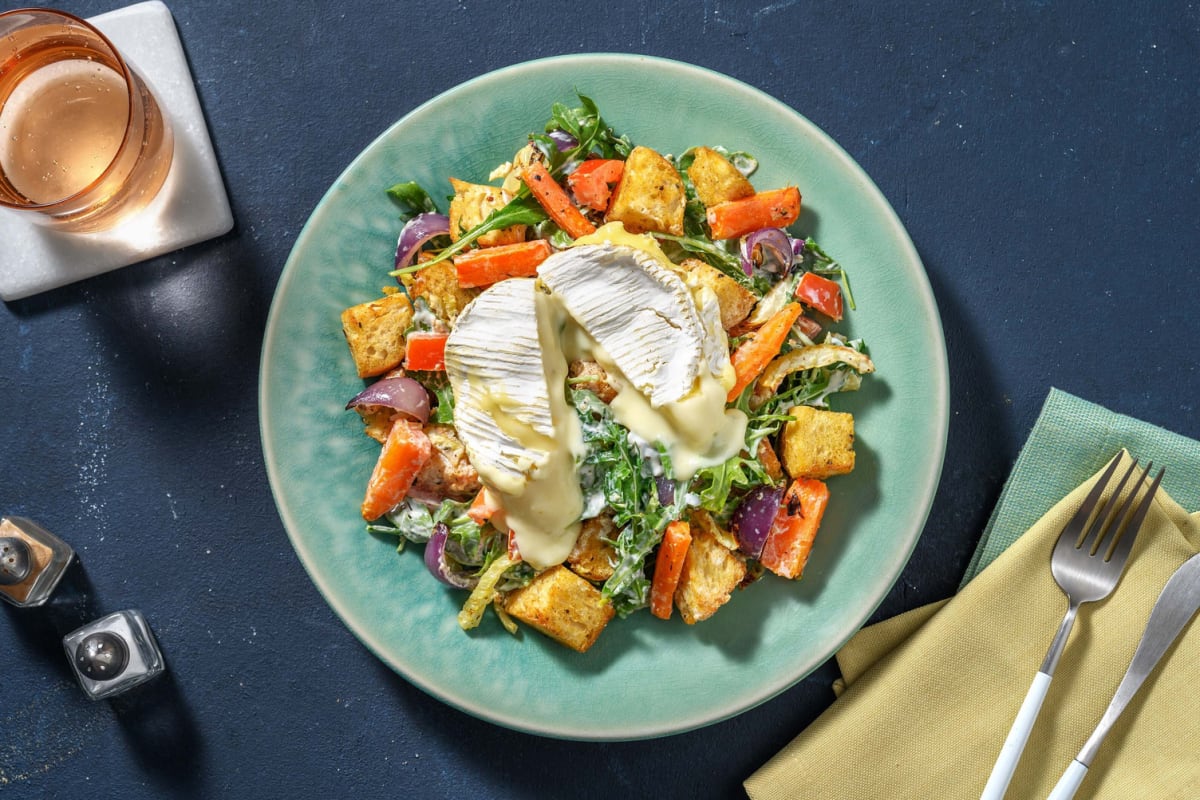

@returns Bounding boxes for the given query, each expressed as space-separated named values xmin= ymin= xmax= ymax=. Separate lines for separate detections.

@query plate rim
xmin=260 ymin=52 xmax=949 ymax=740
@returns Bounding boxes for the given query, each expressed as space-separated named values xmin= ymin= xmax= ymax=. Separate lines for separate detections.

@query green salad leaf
xmin=386 ymin=181 xmax=439 ymax=218
xmin=391 ymin=196 xmax=548 ymax=276
xmin=572 ymin=388 xmax=682 ymax=616
xmin=548 ymin=94 xmax=633 ymax=162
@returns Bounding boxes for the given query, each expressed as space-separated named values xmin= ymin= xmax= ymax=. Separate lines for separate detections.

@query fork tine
xmin=1058 ymin=453 xmax=1123 ymax=546
xmin=1097 ymin=461 xmax=1151 ymax=559
xmin=1078 ymin=457 xmax=1139 ymax=553
xmin=1105 ymin=465 xmax=1165 ymax=564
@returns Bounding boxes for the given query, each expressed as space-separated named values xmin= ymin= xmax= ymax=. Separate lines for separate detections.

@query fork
xmin=979 ymin=453 xmax=1163 ymax=800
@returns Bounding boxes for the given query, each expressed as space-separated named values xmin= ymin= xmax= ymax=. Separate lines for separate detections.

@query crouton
xmin=680 ymin=258 xmax=756 ymax=330
xmin=411 ymin=424 xmax=481 ymax=501
xmin=567 ymin=515 xmax=618 ymax=582
xmin=780 ymin=405 xmax=856 ymax=479
xmin=605 ymin=146 xmax=685 ymax=236
xmin=673 ymin=529 xmax=747 ymax=624
xmin=686 ymin=146 xmax=755 ymax=207
xmin=502 ymin=565 xmax=615 ymax=652
xmin=447 ymin=177 xmax=526 ymax=247
xmin=401 ymin=259 xmax=478 ymax=325
xmin=568 ymin=360 xmax=619 ymax=404
xmin=340 ymin=293 xmax=414 ymax=378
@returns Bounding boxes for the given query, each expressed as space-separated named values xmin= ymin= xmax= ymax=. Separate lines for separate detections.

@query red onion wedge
xmin=394 ymin=212 xmax=450 ymax=270
xmin=731 ymin=484 xmax=784 ymax=558
xmin=740 ymin=228 xmax=794 ymax=276
xmin=547 ymin=129 xmax=578 ymax=152
xmin=424 ymin=523 xmax=478 ymax=589
xmin=345 ymin=377 xmax=431 ymax=423
xmin=655 ymin=475 xmax=675 ymax=507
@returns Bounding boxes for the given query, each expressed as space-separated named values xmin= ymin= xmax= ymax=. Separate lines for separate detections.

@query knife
xmin=1047 ymin=551 xmax=1200 ymax=800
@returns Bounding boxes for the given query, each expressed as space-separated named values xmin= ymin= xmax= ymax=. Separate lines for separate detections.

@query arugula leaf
xmin=390 ymin=195 xmax=548 ymax=275
xmin=409 ymin=371 xmax=455 ymax=424
xmin=386 ymin=181 xmax=439 ymax=218
xmin=549 ymin=94 xmax=632 ymax=161
xmin=654 ymin=232 xmax=770 ymax=295
xmin=571 ymin=389 xmax=681 ymax=616
xmin=672 ymin=149 xmax=712 ymax=239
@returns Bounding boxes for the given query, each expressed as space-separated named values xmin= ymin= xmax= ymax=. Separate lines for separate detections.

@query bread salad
xmin=339 ymin=96 xmax=875 ymax=653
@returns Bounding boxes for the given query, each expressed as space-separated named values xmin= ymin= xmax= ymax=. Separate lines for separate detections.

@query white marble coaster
xmin=0 ymin=1 xmax=234 ymax=301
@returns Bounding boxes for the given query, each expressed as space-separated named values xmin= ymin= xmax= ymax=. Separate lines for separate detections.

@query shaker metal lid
xmin=75 ymin=631 xmax=130 ymax=681
xmin=0 ymin=536 xmax=31 ymax=585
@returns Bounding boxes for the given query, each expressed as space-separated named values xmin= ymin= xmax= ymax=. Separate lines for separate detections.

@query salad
xmin=338 ymin=96 xmax=875 ymax=653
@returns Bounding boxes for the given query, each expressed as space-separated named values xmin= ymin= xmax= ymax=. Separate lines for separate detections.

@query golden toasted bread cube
xmin=340 ymin=293 xmax=414 ymax=378
xmin=567 ymin=515 xmax=618 ymax=582
xmin=503 ymin=565 xmax=615 ymax=653
xmin=447 ymin=177 xmax=526 ymax=247
xmin=401 ymin=259 xmax=478 ymax=325
xmin=686 ymin=146 xmax=755 ymax=207
xmin=674 ymin=529 xmax=747 ymax=624
xmin=780 ymin=405 xmax=856 ymax=479
xmin=681 ymin=258 xmax=756 ymax=330
xmin=605 ymin=146 xmax=685 ymax=236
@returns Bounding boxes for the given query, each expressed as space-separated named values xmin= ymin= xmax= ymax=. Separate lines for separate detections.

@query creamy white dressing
xmin=448 ymin=226 xmax=748 ymax=568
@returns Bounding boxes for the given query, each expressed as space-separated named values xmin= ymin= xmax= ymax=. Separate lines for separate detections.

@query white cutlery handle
xmin=1047 ymin=759 xmax=1089 ymax=800
xmin=980 ymin=671 xmax=1053 ymax=800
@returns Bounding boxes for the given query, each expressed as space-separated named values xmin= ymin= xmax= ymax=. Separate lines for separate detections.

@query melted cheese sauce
xmin=460 ymin=227 xmax=747 ymax=568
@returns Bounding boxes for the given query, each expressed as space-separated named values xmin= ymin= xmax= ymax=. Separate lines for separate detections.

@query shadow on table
xmin=110 ymin=667 xmax=206 ymax=795
xmin=6 ymin=558 xmax=206 ymax=793
xmin=4 ymin=559 xmax=102 ymax=665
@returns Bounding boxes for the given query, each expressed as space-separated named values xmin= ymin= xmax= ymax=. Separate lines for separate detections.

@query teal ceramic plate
xmin=261 ymin=54 xmax=948 ymax=740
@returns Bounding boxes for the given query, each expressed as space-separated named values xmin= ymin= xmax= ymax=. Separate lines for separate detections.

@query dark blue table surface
xmin=4 ymin=2 xmax=1198 ymax=797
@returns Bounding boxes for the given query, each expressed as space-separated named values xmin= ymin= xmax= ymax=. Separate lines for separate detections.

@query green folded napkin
xmin=745 ymin=388 xmax=1200 ymax=799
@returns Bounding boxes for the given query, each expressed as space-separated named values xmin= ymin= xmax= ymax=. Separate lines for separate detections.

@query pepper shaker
xmin=0 ymin=516 xmax=74 ymax=608
xmin=62 ymin=609 xmax=165 ymax=700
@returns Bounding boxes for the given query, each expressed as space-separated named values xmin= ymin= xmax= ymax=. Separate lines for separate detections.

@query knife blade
xmin=1047 ymin=551 xmax=1200 ymax=800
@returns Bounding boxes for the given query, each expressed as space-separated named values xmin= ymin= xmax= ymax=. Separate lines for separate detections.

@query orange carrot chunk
xmin=567 ymin=159 xmax=624 ymax=213
xmin=403 ymin=331 xmax=449 ymax=371
xmin=759 ymin=478 xmax=829 ymax=579
xmin=726 ymin=302 xmax=803 ymax=402
xmin=522 ymin=162 xmax=597 ymax=239
xmin=453 ymin=239 xmax=553 ymax=288
xmin=706 ymin=186 xmax=801 ymax=240
xmin=650 ymin=520 xmax=692 ymax=620
xmin=361 ymin=421 xmax=433 ymax=520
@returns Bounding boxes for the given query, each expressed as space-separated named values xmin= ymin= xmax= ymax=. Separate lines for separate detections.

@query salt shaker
xmin=0 ymin=516 xmax=75 ymax=608
xmin=63 ymin=610 xmax=165 ymax=700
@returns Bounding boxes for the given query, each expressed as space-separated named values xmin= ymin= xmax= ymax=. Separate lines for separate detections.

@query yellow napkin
xmin=747 ymin=410 xmax=1200 ymax=798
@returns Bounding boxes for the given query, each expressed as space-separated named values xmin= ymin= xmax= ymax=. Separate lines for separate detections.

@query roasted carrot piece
xmin=522 ymin=162 xmax=597 ymax=239
xmin=706 ymin=186 xmax=801 ymax=240
xmin=467 ymin=486 xmax=503 ymax=526
xmin=452 ymin=239 xmax=552 ymax=288
xmin=361 ymin=420 xmax=433 ymax=520
xmin=759 ymin=478 xmax=829 ymax=579
xmin=650 ymin=520 xmax=692 ymax=620
xmin=567 ymin=159 xmax=624 ymax=213
xmin=403 ymin=331 xmax=448 ymax=371
xmin=795 ymin=271 xmax=844 ymax=321
xmin=726 ymin=302 xmax=803 ymax=402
